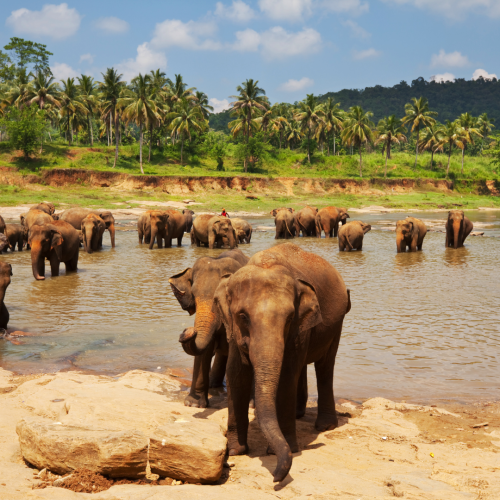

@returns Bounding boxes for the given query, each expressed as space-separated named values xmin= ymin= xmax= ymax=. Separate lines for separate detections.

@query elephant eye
xmin=239 ymin=313 xmax=249 ymax=323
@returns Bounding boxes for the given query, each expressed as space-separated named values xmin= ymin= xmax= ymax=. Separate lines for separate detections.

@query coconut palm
xmin=402 ymin=97 xmax=438 ymax=168
xmin=166 ymin=98 xmax=205 ymax=164
xmin=2 ymin=68 xmax=31 ymax=108
xmin=375 ymin=115 xmax=407 ymax=178
xmin=167 ymin=74 xmax=196 ymax=105
xmin=59 ymin=77 xmax=87 ymax=146
xmin=477 ymin=113 xmax=495 ymax=154
xmin=195 ymin=91 xmax=214 ymax=120
xmin=27 ymin=73 xmax=61 ymax=110
xmin=122 ymin=73 xmax=159 ymax=174
xmin=294 ymin=94 xmax=324 ymax=163
xmin=457 ymin=113 xmax=482 ymax=174
xmin=435 ymin=121 xmax=465 ymax=178
xmin=321 ymin=97 xmax=344 ymax=155
xmin=286 ymin=119 xmax=303 ymax=150
xmin=418 ymin=124 xmax=442 ymax=170
xmin=341 ymin=106 xmax=375 ymax=178
xmin=228 ymin=109 xmax=259 ymax=141
xmin=77 ymin=75 xmax=98 ymax=146
xmin=98 ymin=68 xmax=126 ymax=167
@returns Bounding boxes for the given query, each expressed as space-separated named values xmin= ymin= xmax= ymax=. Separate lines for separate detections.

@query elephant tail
xmin=345 ymin=234 xmax=353 ymax=250
xmin=284 ymin=219 xmax=293 ymax=237
xmin=315 ymin=214 xmax=323 ymax=237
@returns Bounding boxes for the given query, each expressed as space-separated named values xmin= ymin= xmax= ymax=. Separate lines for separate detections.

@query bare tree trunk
xmin=149 ymin=123 xmax=152 ymax=162
xmin=359 ymin=146 xmax=363 ymax=178
xmin=113 ymin=109 xmax=119 ymax=168
xmin=446 ymin=144 xmax=452 ymax=177
xmin=333 ymin=133 xmax=336 ymax=155
xmin=89 ymin=116 xmax=93 ymax=146
xmin=307 ymin=128 xmax=311 ymax=163
xmin=139 ymin=122 xmax=144 ymax=174
xmin=414 ymin=128 xmax=419 ymax=168
xmin=461 ymin=147 xmax=465 ymax=175
xmin=181 ymin=135 xmax=184 ymax=164
xmin=385 ymin=147 xmax=388 ymax=179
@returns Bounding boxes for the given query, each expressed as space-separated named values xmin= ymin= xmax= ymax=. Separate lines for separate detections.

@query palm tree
xmin=228 ymin=109 xmax=259 ymax=140
xmin=59 ymin=77 xmax=87 ymax=146
xmin=98 ymin=68 xmax=126 ymax=167
xmin=477 ymin=113 xmax=495 ymax=154
xmin=166 ymin=98 xmax=205 ymax=164
xmin=77 ymin=75 xmax=97 ymax=146
xmin=375 ymin=115 xmax=407 ymax=178
xmin=402 ymin=97 xmax=438 ymax=168
xmin=27 ymin=73 xmax=61 ymax=110
xmin=321 ymin=97 xmax=344 ymax=155
xmin=195 ymin=91 xmax=214 ymax=120
xmin=286 ymin=120 xmax=303 ymax=150
xmin=295 ymin=94 xmax=324 ymax=163
xmin=167 ymin=74 xmax=196 ymax=104
xmin=122 ymin=73 xmax=158 ymax=174
xmin=435 ymin=121 xmax=465 ymax=178
xmin=341 ymin=106 xmax=374 ymax=177
xmin=418 ymin=124 xmax=442 ymax=170
xmin=3 ymin=68 xmax=31 ymax=108
xmin=457 ymin=113 xmax=482 ymax=175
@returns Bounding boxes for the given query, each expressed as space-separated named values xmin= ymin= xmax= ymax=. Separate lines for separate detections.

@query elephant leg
xmin=296 ymin=364 xmax=308 ymax=419
xmin=66 ymin=251 xmax=79 ymax=272
xmin=226 ymin=342 xmax=253 ymax=456
xmin=209 ymin=351 xmax=227 ymax=388
xmin=138 ymin=228 xmax=143 ymax=244
xmin=177 ymin=235 xmax=183 ymax=247
xmin=185 ymin=348 xmax=213 ymax=408
xmin=49 ymin=254 xmax=60 ymax=277
xmin=333 ymin=223 xmax=339 ymax=238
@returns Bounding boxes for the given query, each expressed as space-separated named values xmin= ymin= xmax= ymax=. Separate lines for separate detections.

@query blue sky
xmin=2 ymin=1 xmax=499 ymax=111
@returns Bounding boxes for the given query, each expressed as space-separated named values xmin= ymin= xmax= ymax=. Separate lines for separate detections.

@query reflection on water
xmin=1 ymin=210 xmax=500 ymax=403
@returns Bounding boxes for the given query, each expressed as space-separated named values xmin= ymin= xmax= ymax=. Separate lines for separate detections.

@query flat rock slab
xmin=150 ymin=419 xmax=227 ymax=483
xmin=17 ymin=418 xmax=148 ymax=478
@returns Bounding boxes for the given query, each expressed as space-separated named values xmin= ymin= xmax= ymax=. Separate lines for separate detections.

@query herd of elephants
xmin=0 ymin=202 xmax=474 ymax=482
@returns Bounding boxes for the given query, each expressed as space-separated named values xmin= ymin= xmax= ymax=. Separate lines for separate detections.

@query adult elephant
xmin=0 ymin=214 xmax=5 ymax=234
xmin=338 ymin=221 xmax=371 ymax=252
xmin=192 ymin=215 xmax=236 ymax=249
xmin=60 ymin=208 xmax=115 ymax=249
xmin=180 ymin=243 xmax=350 ymax=483
xmin=165 ymin=210 xmax=186 ymax=247
xmin=4 ymin=224 xmax=26 ymax=251
xmin=296 ymin=206 xmax=318 ymax=237
xmin=138 ymin=211 xmax=153 ymax=245
xmin=81 ymin=214 xmax=106 ymax=254
xmin=31 ymin=202 xmax=55 ymax=216
xmin=231 ymin=218 xmax=252 ymax=244
xmin=445 ymin=210 xmax=473 ymax=249
xmin=316 ymin=207 xmax=350 ymax=238
xmin=396 ymin=217 xmax=427 ymax=253
xmin=22 ymin=209 xmax=53 ymax=231
xmin=0 ymin=262 xmax=12 ymax=329
xmin=272 ymin=208 xmax=296 ymax=239
xmin=29 ymin=220 xmax=80 ymax=280
xmin=170 ymin=249 xmax=249 ymax=408
xmin=183 ymin=209 xmax=195 ymax=234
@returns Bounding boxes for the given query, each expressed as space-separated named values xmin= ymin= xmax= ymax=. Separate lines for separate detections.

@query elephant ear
xmin=270 ymin=209 xmax=277 ymax=217
xmin=296 ymin=279 xmax=323 ymax=332
xmin=213 ymin=274 xmax=234 ymax=343
xmin=49 ymin=229 xmax=64 ymax=261
xmin=288 ymin=208 xmax=294 ymax=213
xmin=169 ymin=268 xmax=195 ymax=315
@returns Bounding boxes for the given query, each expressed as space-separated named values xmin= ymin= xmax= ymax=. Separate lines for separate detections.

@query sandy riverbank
xmin=1 ymin=368 xmax=499 ymax=499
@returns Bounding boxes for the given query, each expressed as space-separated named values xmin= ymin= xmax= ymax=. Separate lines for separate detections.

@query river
xmin=1 ymin=209 xmax=499 ymax=404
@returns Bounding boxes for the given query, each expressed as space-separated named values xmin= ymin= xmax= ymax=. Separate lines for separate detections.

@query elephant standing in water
xmin=396 ymin=217 xmax=427 ymax=252
xmin=296 ymin=206 xmax=318 ymax=237
xmin=338 ymin=221 xmax=371 ymax=251
xmin=81 ymin=214 xmax=106 ymax=254
xmin=170 ymin=249 xmax=249 ymax=408
xmin=231 ymin=218 xmax=252 ymax=244
xmin=183 ymin=209 xmax=195 ymax=233
xmin=272 ymin=208 xmax=296 ymax=239
xmin=4 ymin=224 xmax=27 ymax=251
xmin=60 ymin=208 xmax=115 ymax=249
xmin=192 ymin=215 xmax=237 ymax=249
xmin=138 ymin=210 xmax=169 ymax=249
xmin=0 ymin=262 xmax=12 ymax=329
xmin=316 ymin=207 xmax=349 ymax=238
xmin=29 ymin=220 xmax=80 ymax=280
xmin=180 ymin=243 xmax=350 ymax=483
xmin=0 ymin=214 xmax=5 ymax=234
xmin=445 ymin=210 xmax=473 ymax=249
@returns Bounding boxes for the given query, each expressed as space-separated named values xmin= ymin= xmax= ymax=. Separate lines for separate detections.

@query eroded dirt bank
xmin=1 ymin=368 xmax=499 ymax=499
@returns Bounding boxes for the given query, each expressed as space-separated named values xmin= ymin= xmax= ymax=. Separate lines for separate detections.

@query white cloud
xmin=116 ymin=43 xmax=167 ymax=83
xmin=79 ymin=54 xmax=94 ymax=64
xmin=52 ymin=62 xmax=80 ymax=81
xmin=209 ymin=98 xmax=231 ymax=113
xmin=472 ymin=68 xmax=498 ymax=81
xmin=6 ymin=3 xmax=81 ymax=40
xmin=322 ymin=0 xmax=369 ymax=14
xmin=258 ymin=0 xmax=312 ymax=22
xmin=215 ymin=1 xmax=256 ymax=22
xmin=352 ymin=48 xmax=381 ymax=60
xmin=261 ymin=27 xmax=322 ymax=59
xmin=431 ymin=49 xmax=470 ymax=68
xmin=382 ymin=0 xmax=500 ymax=20
xmin=93 ymin=16 xmax=129 ymax=34
xmin=232 ymin=29 xmax=261 ymax=51
xmin=279 ymin=77 xmax=314 ymax=92
xmin=151 ymin=19 xmax=221 ymax=50
xmin=343 ymin=20 xmax=371 ymax=38
xmin=430 ymin=73 xmax=456 ymax=83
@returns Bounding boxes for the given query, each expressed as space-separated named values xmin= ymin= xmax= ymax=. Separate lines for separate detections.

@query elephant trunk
xmin=396 ymin=233 xmax=404 ymax=253
xmin=109 ymin=222 xmax=116 ymax=248
xmin=252 ymin=339 xmax=292 ymax=483
xmin=30 ymin=243 xmax=45 ymax=280
xmin=453 ymin=220 xmax=461 ymax=249
xmin=315 ymin=215 xmax=322 ymax=238
xmin=149 ymin=226 xmax=157 ymax=250
xmin=83 ymin=229 xmax=93 ymax=254
xmin=180 ymin=299 xmax=219 ymax=356
xmin=227 ymin=228 xmax=236 ymax=249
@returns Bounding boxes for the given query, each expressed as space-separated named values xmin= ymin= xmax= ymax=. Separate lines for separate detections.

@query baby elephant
xmin=338 ymin=221 xmax=371 ymax=251
xmin=396 ymin=217 xmax=427 ymax=252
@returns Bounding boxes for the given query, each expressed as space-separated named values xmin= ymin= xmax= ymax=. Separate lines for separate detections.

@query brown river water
xmin=1 ymin=210 xmax=499 ymax=404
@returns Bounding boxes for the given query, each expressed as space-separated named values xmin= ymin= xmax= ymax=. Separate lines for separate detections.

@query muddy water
xmin=1 ymin=210 xmax=500 ymax=403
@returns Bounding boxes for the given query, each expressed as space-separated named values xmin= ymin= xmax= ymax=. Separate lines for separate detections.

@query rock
xmin=17 ymin=418 xmax=148 ymax=478
xmin=183 ymin=199 xmax=196 ymax=204
xmin=52 ymin=475 xmax=71 ymax=487
xmin=149 ymin=419 xmax=227 ymax=484
xmin=471 ymin=231 xmax=484 ymax=236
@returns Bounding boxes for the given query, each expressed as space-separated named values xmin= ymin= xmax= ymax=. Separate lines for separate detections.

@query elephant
xmin=60 ymin=208 xmax=115 ymax=249
xmin=183 ymin=209 xmax=195 ymax=234
xmin=231 ymin=218 xmax=252 ymax=244
xmin=29 ymin=220 xmax=80 ymax=280
xmin=0 ymin=233 xmax=9 ymax=253
xmin=22 ymin=209 xmax=53 ymax=231
xmin=445 ymin=210 xmax=473 ymax=249
xmin=31 ymin=202 xmax=55 ymax=215
xmin=170 ymin=249 xmax=250 ymax=408
xmin=4 ymin=224 xmax=26 ymax=251
xmin=396 ymin=217 xmax=427 ymax=253
xmin=316 ymin=207 xmax=350 ymax=238
xmin=192 ymin=214 xmax=237 ymax=249
xmin=296 ymin=206 xmax=319 ymax=237
xmin=0 ymin=214 xmax=5 ymax=234
xmin=164 ymin=210 xmax=187 ymax=247
xmin=138 ymin=210 xmax=169 ymax=249
xmin=138 ymin=211 xmax=153 ymax=245
xmin=272 ymin=208 xmax=296 ymax=239
xmin=0 ymin=262 xmax=12 ymax=329
xmin=338 ymin=221 xmax=371 ymax=251
xmin=81 ymin=214 xmax=106 ymax=254
xmin=180 ymin=243 xmax=350 ymax=483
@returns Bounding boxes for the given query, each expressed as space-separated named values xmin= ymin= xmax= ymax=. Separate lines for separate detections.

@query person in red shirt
xmin=221 ymin=208 xmax=228 ymax=217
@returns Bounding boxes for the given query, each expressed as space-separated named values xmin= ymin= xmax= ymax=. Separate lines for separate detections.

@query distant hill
xmin=209 ymin=77 xmax=500 ymax=132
